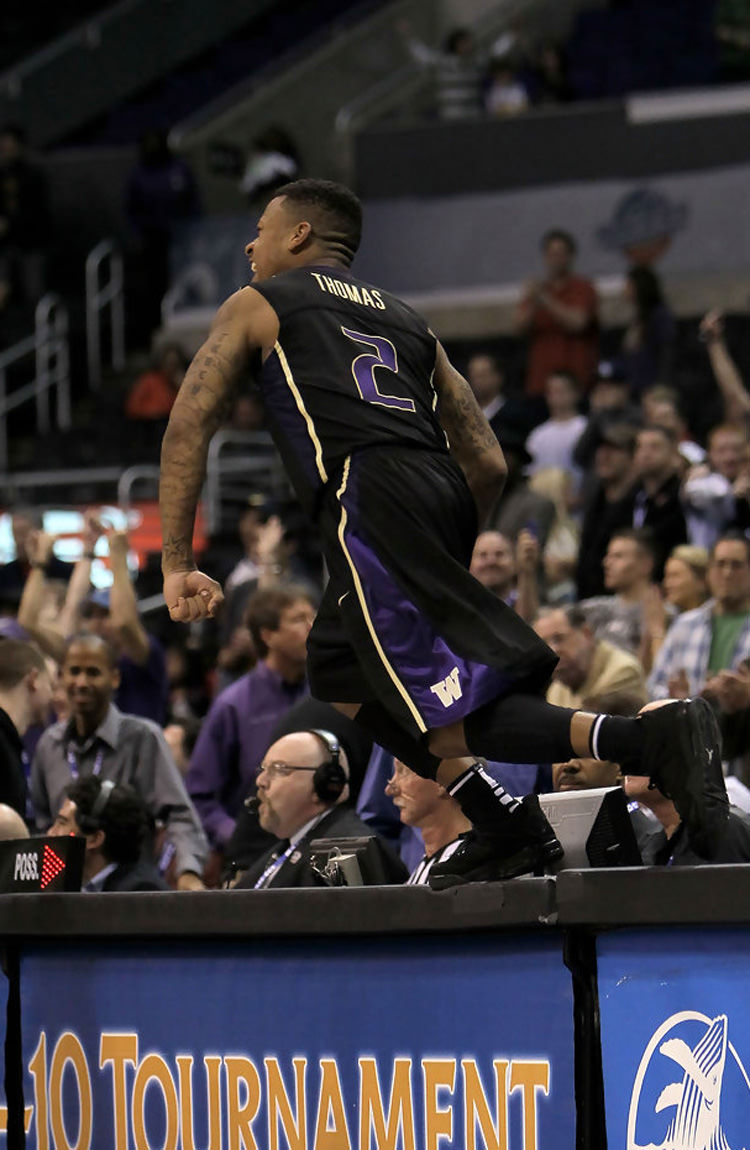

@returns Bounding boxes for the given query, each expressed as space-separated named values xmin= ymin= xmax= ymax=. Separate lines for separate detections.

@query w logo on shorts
xmin=429 ymin=667 xmax=463 ymax=708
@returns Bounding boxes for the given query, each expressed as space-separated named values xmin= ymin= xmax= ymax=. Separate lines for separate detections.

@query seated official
xmin=357 ymin=744 xmax=550 ymax=873
xmin=551 ymin=755 xmax=622 ymax=794
xmin=50 ymin=776 xmax=169 ymax=891
xmin=221 ymin=696 xmax=374 ymax=880
xmin=231 ymin=729 xmax=406 ymax=889
xmin=385 ymin=758 xmax=471 ymax=885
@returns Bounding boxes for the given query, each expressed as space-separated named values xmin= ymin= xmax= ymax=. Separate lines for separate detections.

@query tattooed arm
xmin=433 ymin=342 xmax=507 ymax=528
xmin=160 ymin=288 xmax=278 ymax=621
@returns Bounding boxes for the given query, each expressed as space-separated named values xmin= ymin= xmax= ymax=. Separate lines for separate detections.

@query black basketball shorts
xmin=307 ymin=447 xmax=557 ymax=740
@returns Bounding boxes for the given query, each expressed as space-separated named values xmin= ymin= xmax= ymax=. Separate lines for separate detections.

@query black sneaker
xmin=428 ymin=794 xmax=564 ymax=890
xmin=639 ymin=697 xmax=728 ymax=858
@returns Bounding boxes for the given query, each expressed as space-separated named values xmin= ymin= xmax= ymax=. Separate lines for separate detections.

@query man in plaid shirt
xmin=648 ymin=534 xmax=750 ymax=700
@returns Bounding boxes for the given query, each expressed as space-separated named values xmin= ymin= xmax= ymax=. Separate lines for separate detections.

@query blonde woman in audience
xmin=527 ymin=467 xmax=580 ymax=605
xmin=641 ymin=543 xmax=711 ymax=671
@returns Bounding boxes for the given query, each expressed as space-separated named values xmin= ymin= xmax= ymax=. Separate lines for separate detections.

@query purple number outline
xmin=341 ymin=326 xmax=416 ymax=412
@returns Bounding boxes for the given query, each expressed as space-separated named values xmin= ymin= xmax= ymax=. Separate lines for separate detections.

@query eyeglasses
xmin=258 ymin=761 xmax=318 ymax=780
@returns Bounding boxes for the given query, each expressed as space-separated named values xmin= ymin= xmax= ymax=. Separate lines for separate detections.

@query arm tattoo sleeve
xmin=439 ymin=375 xmax=501 ymax=461
xmin=160 ymin=327 xmax=244 ymax=571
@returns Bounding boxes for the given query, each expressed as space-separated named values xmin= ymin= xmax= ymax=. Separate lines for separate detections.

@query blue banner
xmin=598 ymin=928 xmax=750 ymax=1150
xmin=17 ymin=933 xmax=574 ymax=1149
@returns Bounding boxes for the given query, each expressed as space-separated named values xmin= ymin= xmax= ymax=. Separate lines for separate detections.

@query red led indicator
xmin=40 ymin=845 xmax=66 ymax=889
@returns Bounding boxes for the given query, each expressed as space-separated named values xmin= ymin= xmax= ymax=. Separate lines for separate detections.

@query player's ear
xmin=289 ymin=220 xmax=312 ymax=252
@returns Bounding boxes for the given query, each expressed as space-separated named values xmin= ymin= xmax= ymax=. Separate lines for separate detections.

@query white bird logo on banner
xmin=628 ymin=1012 xmax=750 ymax=1150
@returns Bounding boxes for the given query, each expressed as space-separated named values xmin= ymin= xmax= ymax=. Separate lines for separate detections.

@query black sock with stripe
xmin=588 ymin=713 xmax=645 ymax=766
xmin=446 ymin=759 xmax=521 ymax=830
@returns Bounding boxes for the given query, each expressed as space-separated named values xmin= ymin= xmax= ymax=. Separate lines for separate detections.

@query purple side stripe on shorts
xmin=342 ymin=523 xmax=513 ymax=730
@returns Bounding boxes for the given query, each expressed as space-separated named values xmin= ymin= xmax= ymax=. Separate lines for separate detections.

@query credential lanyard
xmin=67 ymin=745 xmax=105 ymax=780
xmin=253 ymin=841 xmax=296 ymax=890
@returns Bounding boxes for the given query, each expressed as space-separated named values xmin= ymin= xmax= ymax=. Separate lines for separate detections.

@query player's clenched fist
xmin=163 ymin=570 xmax=224 ymax=622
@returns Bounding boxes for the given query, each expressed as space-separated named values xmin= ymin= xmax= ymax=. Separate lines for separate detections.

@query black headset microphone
xmin=243 ymin=728 xmax=347 ymax=811
xmin=309 ymin=728 xmax=347 ymax=802
xmin=77 ymin=778 xmax=116 ymax=834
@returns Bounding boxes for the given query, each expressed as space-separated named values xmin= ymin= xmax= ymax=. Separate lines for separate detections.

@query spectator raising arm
xmin=17 ymin=531 xmax=66 ymax=661
xmin=700 ymin=310 xmax=750 ymax=423
xmin=106 ymin=527 xmax=150 ymax=666
xmin=58 ymin=510 xmax=105 ymax=637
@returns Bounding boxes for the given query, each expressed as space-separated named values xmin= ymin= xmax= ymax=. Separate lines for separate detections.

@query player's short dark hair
xmin=66 ymin=776 xmax=149 ymax=866
xmin=541 ymin=228 xmax=577 ymax=255
xmin=0 ymin=639 xmax=47 ymax=690
xmin=244 ymin=584 xmax=315 ymax=657
xmin=273 ymin=178 xmax=362 ymax=265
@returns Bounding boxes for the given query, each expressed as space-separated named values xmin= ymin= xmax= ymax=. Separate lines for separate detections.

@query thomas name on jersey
xmin=310 ymin=271 xmax=386 ymax=310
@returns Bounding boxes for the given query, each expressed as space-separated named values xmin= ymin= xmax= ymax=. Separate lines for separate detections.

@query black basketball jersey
xmin=251 ymin=265 xmax=448 ymax=517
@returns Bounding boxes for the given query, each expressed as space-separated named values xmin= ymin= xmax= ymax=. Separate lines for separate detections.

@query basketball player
xmin=160 ymin=180 xmax=725 ymax=886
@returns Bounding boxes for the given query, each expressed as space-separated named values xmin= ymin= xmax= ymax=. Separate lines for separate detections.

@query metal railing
xmin=117 ymin=464 xmax=161 ymax=510
xmin=0 ymin=293 xmax=70 ymax=473
xmin=116 ymin=434 xmax=286 ymax=536
xmin=86 ymin=239 xmax=125 ymax=389
xmin=0 ymin=467 xmax=124 ymax=506
xmin=204 ymin=429 xmax=284 ymax=536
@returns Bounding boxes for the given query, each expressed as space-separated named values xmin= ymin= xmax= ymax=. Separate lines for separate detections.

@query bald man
xmin=232 ymin=730 xmax=405 ymax=888
xmin=0 ymin=803 xmax=29 ymax=840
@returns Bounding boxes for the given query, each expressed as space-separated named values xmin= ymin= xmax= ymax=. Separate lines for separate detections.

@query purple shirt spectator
xmin=116 ymin=633 xmax=169 ymax=726
xmin=186 ymin=661 xmax=308 ymax=847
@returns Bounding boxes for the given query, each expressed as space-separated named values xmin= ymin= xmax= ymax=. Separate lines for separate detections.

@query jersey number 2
xmin=341 ymin=326 xmax=415 ymax=412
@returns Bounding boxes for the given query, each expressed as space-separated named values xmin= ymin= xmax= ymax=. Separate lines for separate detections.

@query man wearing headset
xmin=232 ymin=729 xmax=405 ymax=889
xmin=49 ymin=776 xmax=169 ymax=892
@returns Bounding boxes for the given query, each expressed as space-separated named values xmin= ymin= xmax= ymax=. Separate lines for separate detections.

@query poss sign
xmin=0 ymin=836 xmax=83 ymax=893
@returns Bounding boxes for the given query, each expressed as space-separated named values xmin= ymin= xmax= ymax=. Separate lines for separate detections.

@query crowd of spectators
xmin=4 ymin=1 xmax=750 ymax=886
xmin=401 ymin=3 xmax=737 ymax=123
xmin=3 ymin=271 xmax=750 ymax=888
